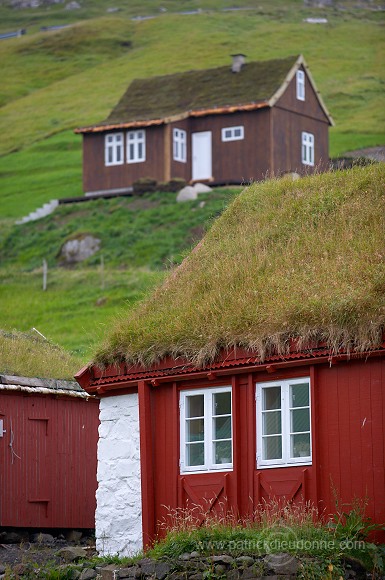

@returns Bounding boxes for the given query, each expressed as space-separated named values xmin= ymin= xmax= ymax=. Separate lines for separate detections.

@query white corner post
xmin=96 ymin=393 xmax=143 ymax=556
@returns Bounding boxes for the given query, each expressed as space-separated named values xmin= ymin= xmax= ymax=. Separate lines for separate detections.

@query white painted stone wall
xmin=96 ymin=393 xmax=142 ymax=556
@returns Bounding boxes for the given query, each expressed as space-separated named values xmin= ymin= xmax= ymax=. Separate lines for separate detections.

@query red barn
xmin=76 ymin=164 xmax=385 ymax=556
xmin=0 ymin=374 xmax=99 ymax=529
xmin=75 ymin=55 xmax=333 ymax=196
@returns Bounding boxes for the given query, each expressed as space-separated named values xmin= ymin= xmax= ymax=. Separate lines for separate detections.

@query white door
xmin=192 ymin=131 xmax=212 ymax=181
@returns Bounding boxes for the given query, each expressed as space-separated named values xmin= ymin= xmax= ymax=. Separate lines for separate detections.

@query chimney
xmin=231 ymin=53 xmax=246 ymax=73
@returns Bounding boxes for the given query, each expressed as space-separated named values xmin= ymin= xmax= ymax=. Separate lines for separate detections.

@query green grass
xmin=93 ymin=164 xmax=385 ymax=368
xmin=0 ymin=188 xmax=238 ymax=268
xmin=0 ymin=267 xmax=163 ymax=360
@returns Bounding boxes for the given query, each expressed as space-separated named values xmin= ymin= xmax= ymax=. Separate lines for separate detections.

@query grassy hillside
xmin=0 ymin=5 xmax=383 ymax=221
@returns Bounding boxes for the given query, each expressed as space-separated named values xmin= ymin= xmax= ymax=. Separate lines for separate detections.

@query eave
xmin=75 ymin=344 xmax=385 ymax=396
xmin=74 ymin=102 xmax=269 ymax=134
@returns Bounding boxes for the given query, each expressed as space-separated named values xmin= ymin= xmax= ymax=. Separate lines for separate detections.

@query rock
xmin=236 ymin=556 xmax=255 ymax=568
xmin=60 ymin=234 xmax=101 ymax=264
xmin=101 ymin=565 xmax=120 ymax=580
xmin=118 ymin=566 xmax=140 ymax=578
xmin=215 ymin=564 xmax=227 ymax=575
xmin=0 ymin=531 xmax=24 ymax=543
xmin=0 ymin=565 xmax=5 ymax=574
xmin=226 ymin=570 xmax=241 ymax=580
xmin=179 ymin=553 xmax=192 ymax=560
xmin=210 ymin=555 xmax=234 ymax=565
xmin=57 ymin=546 xmax=88 ymax=562
xmin=198 ymin=201 xmax=206 ymax=208
xmin=176 ymin=186 xmax=198 ymax=202
xmin=265 ymin=553 xmax=299 ymax=575
xmin=193 ymin=183 xmax=212 ymax=194
xmin=190 ymin=551 xmax=200 ymax=558
xmin=65 ymin=0 xmax=80 ymax=8
xmin=80 ymin=569 xmax=97 ymax=580
xmin=65 ymin=530 xmax=83 ymax=543
xmin=189 ymin=574 xmax=204 ymax=580
xmin=32 ymin=532 xmax=55 ymax=544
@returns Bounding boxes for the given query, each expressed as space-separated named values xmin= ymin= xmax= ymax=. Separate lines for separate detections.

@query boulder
xmin=80 ymin=569 xmax=97 ymax=580
xmin=176 ymin=186 xmax=198 ymax=202
xmin=193 ymin=182 xmax=212 ymax=194
xmin=60 ymin=234 xmax=100 ymax=264
xmin=265 ymin=553 xmax=300 ymax=575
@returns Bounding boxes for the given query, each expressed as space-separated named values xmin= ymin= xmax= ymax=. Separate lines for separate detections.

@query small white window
xmin=221 ymin=126 xmax=244 ymax=142
xmin=302 ymin=132 xmax=314 ymax=166
xmin=173 ymin=128 xmax=187 ymax=162
xmin=180 ymin=386 xmax=232 ymax=473
xmin=127 ymin=130 xmax=146 ymax=163
xmin=296 ymin=69 xmax=305 ymax=101
xmin=256 ymin=378 xmax=311 ymax=468
xmin=105 ymin=133 xmax=124 ymax=166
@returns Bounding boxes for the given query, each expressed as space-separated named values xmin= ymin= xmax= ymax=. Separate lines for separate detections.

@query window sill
xmin=180 ymin=467 xmax=233 ymax=475
xmin=257 ymin=461 xmax=312 ymax=470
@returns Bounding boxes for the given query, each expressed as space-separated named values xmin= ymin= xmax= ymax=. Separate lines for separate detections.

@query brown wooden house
xmin=75 ymin=55 xmax=333 ymax=196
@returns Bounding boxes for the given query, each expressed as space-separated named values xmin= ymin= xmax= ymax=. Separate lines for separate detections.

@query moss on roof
xmin=105 ymin=56 xmax=298 ymax=125
xmin=94 ymin=163 xmax=385 ymax=369
xmin=0 ymin=330 xmax=79 ymax=380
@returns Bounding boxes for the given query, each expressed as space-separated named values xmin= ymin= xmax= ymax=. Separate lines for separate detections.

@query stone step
xmin=15 ymin=199 xmax=58 ymax=225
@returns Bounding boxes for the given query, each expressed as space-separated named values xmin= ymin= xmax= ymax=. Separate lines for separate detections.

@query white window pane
xmin=291 ymin=408 xmax=310 ymax=432
xmin=214 ymin=440 xmax=232 ymax=464
xmin=291 ymin=433 xmax=310 ymax=458
xmin=187 ymin=394 xmax=204 ymax=417
xmin=214 ymin=416 xmax=231 ymax=440
xmin=263 ymin=410 xmax=281 ymax=435
xmin=263 ymin=436 xmax=282 ymax=460
xmin=187 ymin=442 xmax=204 ymax=466
xmin=186 ymin=418 xmax=204 ymax=442
xmin=213 ymin=391 xmax=231 ymax=415
xmin=263 ymin=387 xmax=281 ymax=410
xmin=291 ymin=383 xmax=309 ymax=407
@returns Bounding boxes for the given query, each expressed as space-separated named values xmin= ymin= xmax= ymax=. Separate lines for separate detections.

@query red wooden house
xmin=75 ymin=55 xmax=333 ymax=196
xmin=76 ymin=164 xmax=385 ymax=557
xmin=0 ymin=374 xmax=99 ymax=529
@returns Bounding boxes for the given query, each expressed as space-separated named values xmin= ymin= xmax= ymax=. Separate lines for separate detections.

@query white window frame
xmin=126 ymin=130 xmax=146 ymax=163
xmin=221 ymin=126 xmax=244 ymax=142
xmin=296 ymin=69 xmax=305 ymax=101
xmin=180 ymin=386 xmax=233 ymax=474
xmin=256 ymin=377 xmax=312 ymax=469
xmin=105 ymin=132 xmax=124 ymax=166
xmin=173 ymin=128 xmax=187 ymax=162
xmin=301 ymin=131 xmax=314 ymax=166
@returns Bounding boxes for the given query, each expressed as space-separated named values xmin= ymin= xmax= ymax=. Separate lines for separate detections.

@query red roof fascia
xmin=76 ymin=345 xmax=385 ymax=396
xmin=74 ymin=102 xmax=269 ymax=134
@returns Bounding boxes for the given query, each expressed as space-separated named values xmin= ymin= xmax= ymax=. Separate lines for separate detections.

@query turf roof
xmin=94 ymin=163 xmax=385 ymax=369
xmin=103 ymin=55 xmax=298 ymax=125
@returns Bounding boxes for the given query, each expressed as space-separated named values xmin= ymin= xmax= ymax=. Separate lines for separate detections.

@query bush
xmin=133 ymin=177 xmax=158 ymax=195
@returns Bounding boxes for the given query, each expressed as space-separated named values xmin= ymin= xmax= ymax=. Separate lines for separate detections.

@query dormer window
xmin=296 ymin=69 xmax=305 ymax=101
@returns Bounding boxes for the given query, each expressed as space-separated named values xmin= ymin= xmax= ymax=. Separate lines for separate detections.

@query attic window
xmin=221 ymin=126 xmax=244 ymax=142
xmin=256 ymin=378 xmax=312 ymax=468
xmin=127 ymin=130 xmax=146 ymax=163
xmin=173 ymin=128 xmax=187 ymax=163
xmin=180 ymin=386 xmax=233 ymax=473
xmin=105 ymin=133 xmax=124 ymax=166
xmin=296 ymin=69 xmax=305 ymax=101
xmin=301 ymin=132 xmax=314 ymax=166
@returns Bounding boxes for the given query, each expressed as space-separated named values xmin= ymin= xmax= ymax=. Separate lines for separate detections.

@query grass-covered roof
xmin=103 ymin=55 xmax=298 ymax=126
xmin=94 ymin=163 xmax=385 ymax=369
xmin=0 ymin=330 xmax=79 ymax=380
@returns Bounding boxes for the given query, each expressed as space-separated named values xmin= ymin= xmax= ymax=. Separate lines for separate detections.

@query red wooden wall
xmin=146 ymin=357 xmax=384 ymax=542
xmin=0 ymin=392 xmax=99 ymax=528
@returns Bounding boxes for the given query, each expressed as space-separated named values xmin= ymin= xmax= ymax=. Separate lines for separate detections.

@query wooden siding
xmin=83 ymin=127 xmax=166 ymax=193
xmin=146 ymin=357 xmax=384 ymax=542
xmin=276 ymin=65 xmax=330 ymax=124
xmin=271 ymin=107 xmax=329 ymax=175
xmin=0 ymin=392 xmax=99 ymax=528
xmin=190 ymin=110 xmax=271 ymax=184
